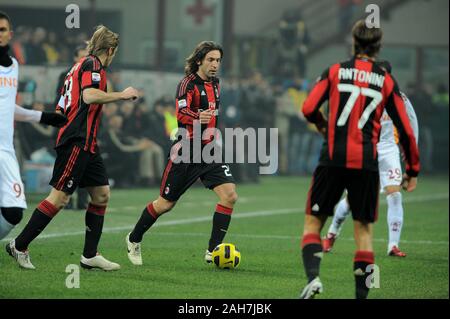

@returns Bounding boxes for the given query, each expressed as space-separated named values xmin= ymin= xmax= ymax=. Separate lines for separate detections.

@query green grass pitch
xmin=0 ymin=176 xmax=448 ymax=299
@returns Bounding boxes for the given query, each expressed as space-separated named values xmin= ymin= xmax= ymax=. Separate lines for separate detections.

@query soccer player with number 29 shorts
xmin=322 ymin=60 xmax=419 ymax=258
xmin=298 ymin=20 xmax=420 ymax=299
xmin=6 ymin=25 xmax=139 ymax=270
xmin=126 ymin=41 xmax=238 ymax=266
xmin=0 ymin=11 xmax=67 ymax=242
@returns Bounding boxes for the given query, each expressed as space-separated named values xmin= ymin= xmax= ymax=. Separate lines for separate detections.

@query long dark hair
xmin=184 ymin=41 xmax=223 ymax=76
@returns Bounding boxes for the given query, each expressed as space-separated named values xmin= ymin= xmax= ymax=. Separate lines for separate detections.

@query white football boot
xmin=80 ymin=253 xmax=120 ymax=271
xmin=204 ymin=250 xmax=213 ymax=263
xmin=6 ymin=240 xmax=36 ymax=270
xmin=126 ymin=232 xmax=142 ymax=265
xmin=299 ymin=277 xmax=323 ymax=299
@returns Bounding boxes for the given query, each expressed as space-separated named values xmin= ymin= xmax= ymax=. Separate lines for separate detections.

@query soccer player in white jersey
xmin=0 ymin=11 xmax=67 ymax=243
xmin=322 ymin=61 xmax=419 ymax=257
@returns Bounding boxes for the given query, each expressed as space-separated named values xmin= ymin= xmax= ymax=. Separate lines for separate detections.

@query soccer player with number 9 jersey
xmin=0 ymin=11 xmax=67 ymax=243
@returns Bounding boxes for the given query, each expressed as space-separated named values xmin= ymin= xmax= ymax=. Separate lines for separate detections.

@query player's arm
xmin=402 ymin=93 xmax=419 ymax=144
xmin=83 ymin=87 xmax=138 ymax=104
xmin=79 ymin=57 xmax=138 ymax=104
xmin=176 ymin=81 xmax=212 ymax=125
xmin=14 ymin=104 xmax=68 ymax=128
xmin=385 ymin=78 xmax=420 ymax=191
xmin=302 ymin=68 xmax=330 ymax=136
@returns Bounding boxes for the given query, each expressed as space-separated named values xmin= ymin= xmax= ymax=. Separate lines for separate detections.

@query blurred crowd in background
xmin=11 ymin=25 xmax=89 ymax=65
xmin=9 ymin=5 xmax=449 ymax=194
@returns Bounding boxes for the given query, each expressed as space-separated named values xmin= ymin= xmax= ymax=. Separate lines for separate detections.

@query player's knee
xmin=51 ymin=194 xmax=70 ymax=210
xmin=93 ymin=190 xmax=110 ymax=206
xmin=60 ymin=194 xmax=71 ymax=209
xmin=384 ymin=186 xmax=401 ymax=195
xmin=221 ymin=190 xmax=238 ymax=207
xmin=303 ymin=214 xmax=325 ymax=234
xmin=161 ymin=201 xmax=175 ymax=214
xmin=154 ymin=198 xmax=175 ymax=215
xmin=386 ymin=191 xmax=402 ymax=206
xmin=48 ymin=189 xmax=70 ymax=210
xmin=0 ymin=207 xmax=24 ymax=225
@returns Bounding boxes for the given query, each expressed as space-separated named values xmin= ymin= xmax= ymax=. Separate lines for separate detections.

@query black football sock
xmin=83 ymin=204 xmax=106 ymax=259
xmin=301 ymin=233 xmax=323 ymax=282
xmin=208 ymin=204 xmax=233 ymax=252
xmin=15 ymin=200 xmax=59 ymax=251
xmin=129 ymin=203 xmax=159 ymax=243
xmin=354 ymin=250 xmax=375 ymax=299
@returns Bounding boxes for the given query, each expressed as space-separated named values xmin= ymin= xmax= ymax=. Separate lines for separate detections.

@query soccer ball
xmin=211 ymin=243 xmax=241 ymax=269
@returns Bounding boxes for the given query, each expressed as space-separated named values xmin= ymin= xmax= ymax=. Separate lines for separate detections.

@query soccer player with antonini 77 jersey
xmin=323 ymin=60 xmax=419 ymax=258
xmin=298 ymin=20 xmax=420 ymax=299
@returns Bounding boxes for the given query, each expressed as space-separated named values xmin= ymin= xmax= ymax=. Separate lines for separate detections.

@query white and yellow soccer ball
xmin=211 ymin=243 xmax=241 ymax=269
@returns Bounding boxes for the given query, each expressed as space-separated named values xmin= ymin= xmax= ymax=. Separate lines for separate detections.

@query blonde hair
xmin=86 ymin=25 xmax=119 ymax=57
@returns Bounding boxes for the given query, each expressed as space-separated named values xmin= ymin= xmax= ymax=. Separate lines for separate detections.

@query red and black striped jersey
xmin=55 ymin=55 xmax=107 ymax=154
xmin=175 ymin=73 xmax=220 ymax=144
xmin=302 ymin=57 xmax=420 ymax=177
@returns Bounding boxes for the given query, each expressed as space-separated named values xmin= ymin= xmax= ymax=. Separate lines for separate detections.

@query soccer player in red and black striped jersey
xmin=7 ymin=26 xmax=139 ymax=270
xmin=298 ymin=20 xmax=420 ymax=299
xmin=126 ymin=41 xmax=238 ymax=266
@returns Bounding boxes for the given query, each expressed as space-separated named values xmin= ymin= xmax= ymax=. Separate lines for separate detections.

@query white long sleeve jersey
xmin=377 ymin=92 xmax=419 ymax=154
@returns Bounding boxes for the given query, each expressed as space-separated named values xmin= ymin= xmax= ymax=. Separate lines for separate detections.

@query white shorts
xmin=0 ymin=150 xmax=27 ymax=209
xmin=378 ymin=147 xmax=402 ymax=192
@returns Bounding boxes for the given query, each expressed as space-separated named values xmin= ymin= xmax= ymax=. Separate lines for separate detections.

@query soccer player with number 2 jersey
xmin=126 ymin=41 xmax=238 ymax=266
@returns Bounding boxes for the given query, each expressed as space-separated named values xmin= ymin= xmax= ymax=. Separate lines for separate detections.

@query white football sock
xmin=0 ymin=212 xmax=15 ymax=240
xmin=328 ymin=198 xmax=351 ymax=237
xmin=387 ymin=192 xmax=404 ymax=252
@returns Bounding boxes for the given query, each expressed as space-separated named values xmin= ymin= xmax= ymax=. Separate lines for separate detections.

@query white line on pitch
xmin=148 ymin=232 xmax=449 ymax=246
xmin=1 ymin=193 xmax=447 ymax=242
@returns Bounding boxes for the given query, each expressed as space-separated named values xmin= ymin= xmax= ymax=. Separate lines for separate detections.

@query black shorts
xmin=305 ymin=166 xmax=380 ymax=223
xmin=159 ymin=159 xmax=235 ymax=202
xmin=49 ymin=143 xmax=109 ymax=195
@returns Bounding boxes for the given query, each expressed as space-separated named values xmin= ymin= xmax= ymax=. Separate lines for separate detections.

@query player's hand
xmin=315 ymin=120 xmax=327 ymax=138
xmin=121 ymin=87 xmax=139 ymax=101
xmin=401 ymin=174 xmax=417 ymax=192
xmin=39 ymin=112 xmax=68 ymax=128
xmin=199 ymin=109 xmax=213 ymax=124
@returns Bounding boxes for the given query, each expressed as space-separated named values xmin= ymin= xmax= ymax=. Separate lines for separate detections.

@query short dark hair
xmin=0 ymin=11 xmax=12 ymax=30
xmin=184 ymin=41 xmax=223 ymax=76
xmin=352 ymin=20 xmax=383 ymax=57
